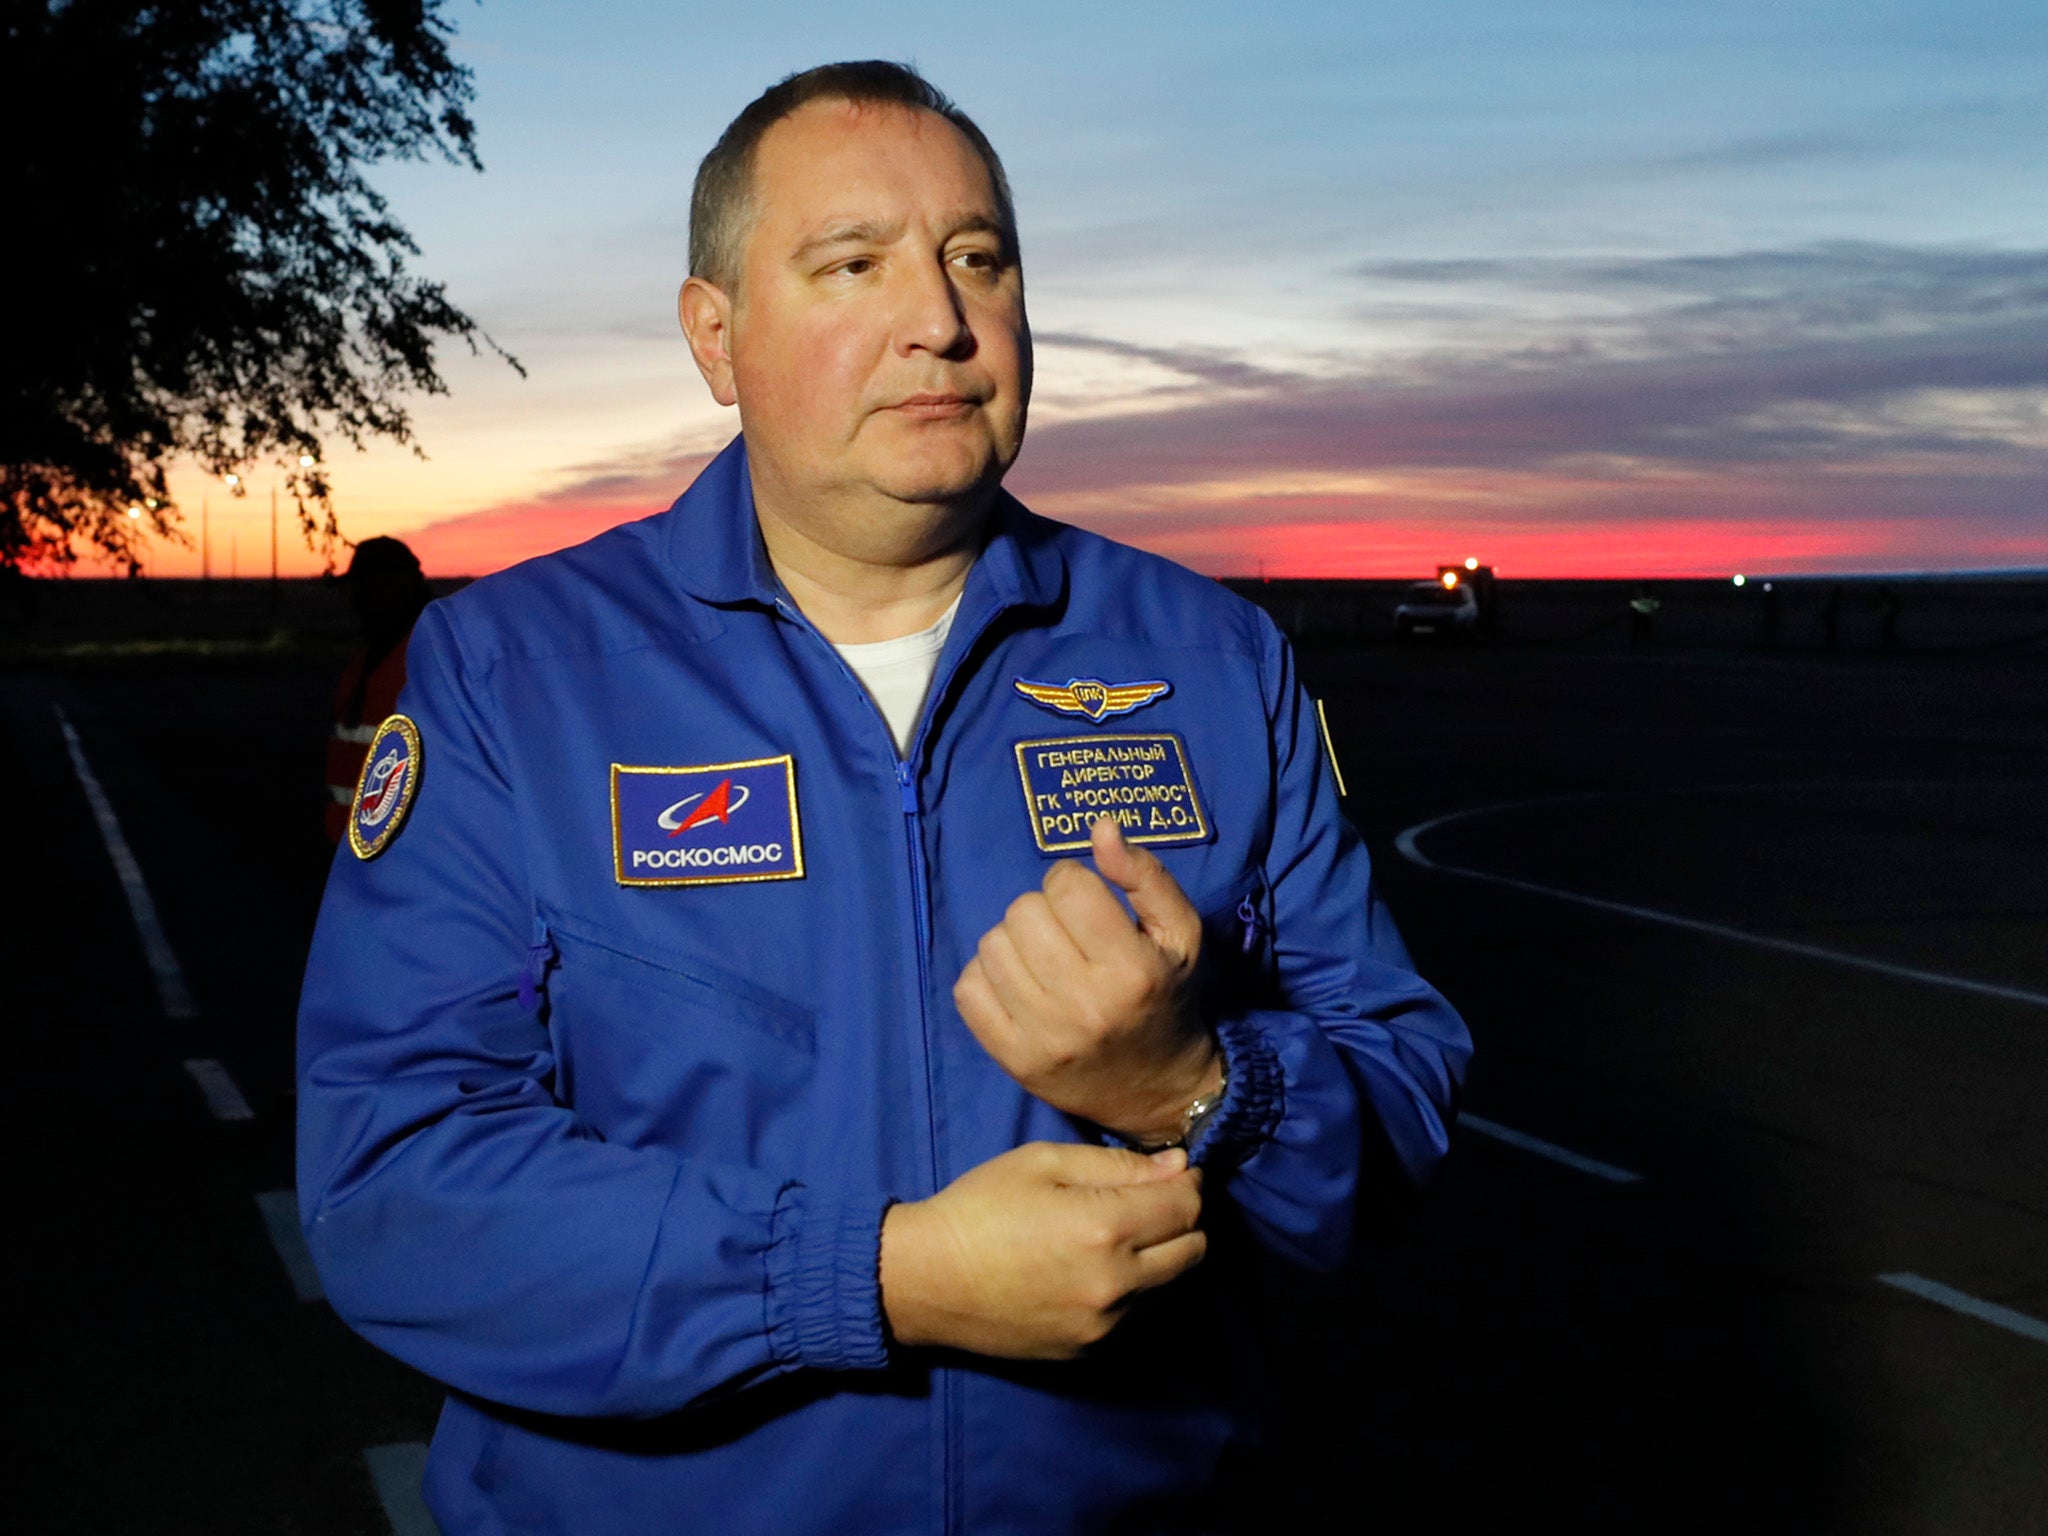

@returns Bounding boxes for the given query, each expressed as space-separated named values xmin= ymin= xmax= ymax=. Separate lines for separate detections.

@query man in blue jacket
xmin=299 ymin=60 xmax=1470 ymax=1535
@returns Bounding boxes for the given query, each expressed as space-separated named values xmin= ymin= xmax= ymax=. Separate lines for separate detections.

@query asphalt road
xmin=1298 ymin=641 xmax=2048 ymax=1534
xmin=8 ymin=635 xmax=2044 ymax=1534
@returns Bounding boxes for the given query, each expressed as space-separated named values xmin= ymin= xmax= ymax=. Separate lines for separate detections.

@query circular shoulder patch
xmin=349 ymin=713 xmax=424 ymax=861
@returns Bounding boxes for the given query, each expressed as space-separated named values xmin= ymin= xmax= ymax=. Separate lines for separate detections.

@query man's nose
xmin=894 ymin=256 xmax=973 ymax=359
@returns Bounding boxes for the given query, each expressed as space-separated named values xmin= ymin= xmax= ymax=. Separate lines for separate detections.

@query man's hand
xmin=880 ymin=1142 xmax=1206 ymax=1359
xmin=954 ymin=815 xmax=1220 ymax=1144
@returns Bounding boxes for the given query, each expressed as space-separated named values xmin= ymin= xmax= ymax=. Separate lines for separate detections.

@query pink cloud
xmin=389 ymin=248 xmax=2048 ymax=581
xmin=402 ymin=453 xmax=719 ymax=576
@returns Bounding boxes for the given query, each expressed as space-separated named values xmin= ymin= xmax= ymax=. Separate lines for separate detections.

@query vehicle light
xmin=1441 ymin=571 xmax=1459 ymax=589
xmin=1463 ymin=557 xmax=1479 ymax=571
xmin=1732 ymin=574 xmax=1747 ymax=587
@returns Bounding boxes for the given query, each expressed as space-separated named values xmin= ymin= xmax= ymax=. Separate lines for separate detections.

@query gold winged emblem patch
xmin=1013 ymin=676 xmax=1173 ymax=722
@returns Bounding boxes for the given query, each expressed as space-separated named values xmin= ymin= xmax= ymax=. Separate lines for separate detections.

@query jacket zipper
xmin=895 ymin=606 xmax=1000 ymax=1536
xmin=897 ymin=756 xmax=935 ymax=1098
xmin=777 ymin=592 xmax=1000 ymax=1536
xmin=773 ymin=593 xmax=1002 ymax=1175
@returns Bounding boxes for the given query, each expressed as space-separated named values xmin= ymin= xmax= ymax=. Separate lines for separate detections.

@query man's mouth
xmin=887 ymin=392 xmax=981 ymax=420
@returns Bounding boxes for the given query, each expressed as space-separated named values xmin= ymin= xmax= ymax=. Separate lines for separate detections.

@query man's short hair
xmin=689 ymin=61 xmax=1017 ymax=294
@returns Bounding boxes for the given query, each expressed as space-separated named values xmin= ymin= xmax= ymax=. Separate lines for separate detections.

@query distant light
xmin=299 ymin=454 xmax=315 ymax=467
xmin=1732 ymin=574 xmax=1747 ymax=587
xmin=145 ymin=497 xmax=158 ymax=509
xmin=225 ymin=473 xmax=239 ymax=486
xmin=1463 ymin=557 xmax=1479 ymax=571
xmin=1440 ymin=571 xmax=1460 ymax=589
xmin=127 ymin=505 xmax=142 ymax=519
xmin=1763 ymin=581 xmax=1774 ymax=592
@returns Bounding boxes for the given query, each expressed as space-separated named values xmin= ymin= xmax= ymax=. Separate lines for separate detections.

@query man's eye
xmin=835 ymin=257 xmax=875 ymax=276
xmin=952 ymin=249 xmax=1001 ymax=274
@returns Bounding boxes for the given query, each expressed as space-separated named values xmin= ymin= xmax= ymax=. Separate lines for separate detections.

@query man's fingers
xmin=1096 ymin=1169 xmax=1204 ymax=1250
xmin=1088 ymin=816 xmax=1201 ymax=961
xmin=1038 ymin=857 xmax=1142 ymax=964
xmin=975 ymin=922 xmax=1052 ymax=1017
xmin=952 ymin=958 xmax=1015 ymax=1051
xmin=1028 ymin=1140 xmax=1185 ymax=1187
xmin=1125 ymin=1228 xmax=1209 ymax=1293
xmin=996 ymin=889 xmax=1088 ymax=989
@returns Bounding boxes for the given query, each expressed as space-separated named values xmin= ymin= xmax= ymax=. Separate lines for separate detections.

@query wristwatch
xmin=1132 ymin=1068 xmax=1229 ymax=1154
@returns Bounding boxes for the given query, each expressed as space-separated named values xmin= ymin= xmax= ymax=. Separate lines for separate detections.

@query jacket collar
xmin=659 ymin=435 xmax=1065 ymax=614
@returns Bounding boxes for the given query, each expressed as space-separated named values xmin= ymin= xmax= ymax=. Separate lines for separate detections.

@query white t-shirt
xmin=831 ymin=596 xmax=960 ymax=758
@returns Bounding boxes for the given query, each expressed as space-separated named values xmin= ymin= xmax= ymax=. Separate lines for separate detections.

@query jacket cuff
xmin=1190 ymin=1011 xmax=1286 ymax=1167
xmin=763 ymin=1184 xmax=893 ymax=1373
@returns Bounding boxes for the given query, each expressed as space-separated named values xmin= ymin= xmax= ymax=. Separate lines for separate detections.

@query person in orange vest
xmin=325 ymin=537 xmax=431 ymax=842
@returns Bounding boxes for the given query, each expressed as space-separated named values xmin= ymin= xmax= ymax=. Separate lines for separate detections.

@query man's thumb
xmin=1042 ymin=1140 xmax=1186 ymax=1187
xmin=1090 ymin=816 xmax=1198 ymax=959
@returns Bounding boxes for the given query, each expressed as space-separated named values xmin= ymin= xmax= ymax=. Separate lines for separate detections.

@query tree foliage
xmin=0 ymin=0 xmax=516 ymax=571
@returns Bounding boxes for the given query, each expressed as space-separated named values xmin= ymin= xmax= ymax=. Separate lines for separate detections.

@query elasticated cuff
xmin=1190 ymin=1012 xmax=1286 ymax=1167
xmin=763 ymin=1183 xmax=893 ymax=1373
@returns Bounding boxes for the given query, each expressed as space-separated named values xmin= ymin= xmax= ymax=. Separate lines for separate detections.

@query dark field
xmin=6 ymin=574 xmax=2045 ymax=1534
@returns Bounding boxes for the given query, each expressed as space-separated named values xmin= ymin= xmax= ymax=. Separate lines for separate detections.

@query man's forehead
xmin=752 ymin=98 xmax=997 ymax=213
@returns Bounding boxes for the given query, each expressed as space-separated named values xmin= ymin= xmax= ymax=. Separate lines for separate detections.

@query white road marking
xmin=363 ymin=1443 xmax=438 ymax=1536
xmin=1394 ymin=791 xmax=2048 ymax=1011
xmin=1459 ymin=1112 xmax=1645 ymax=1184
xmin=254 ymin=1189 xmax=324 ymax=1302
xmin=1877 ymin=1272 xmax=2048 ymax=1345
xmin=55 ymin=707 xmax=199 ymax=1020
xmin=182 ymin=1058 xmax=254 ymax=1122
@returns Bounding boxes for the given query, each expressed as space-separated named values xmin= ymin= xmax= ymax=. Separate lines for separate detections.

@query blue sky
xmin=158 ymin=0 xmax=2048 ymax=576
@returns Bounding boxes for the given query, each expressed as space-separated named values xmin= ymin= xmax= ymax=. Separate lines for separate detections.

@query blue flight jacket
xmin=297 ymin=436 xmax=1470 ymax=1535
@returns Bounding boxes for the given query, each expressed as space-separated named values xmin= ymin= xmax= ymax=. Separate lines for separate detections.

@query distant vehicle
xmin=1393 ymin=577 xmax=1480 ymax=639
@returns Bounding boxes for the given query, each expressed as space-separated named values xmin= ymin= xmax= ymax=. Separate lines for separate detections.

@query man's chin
xmin=862 ymin=415 xmax=1019 ymax=503
xmin=880 ymin=477 xmax=999 ymax=511
xmin=870 ymin=452 xmax=1011 ymax=511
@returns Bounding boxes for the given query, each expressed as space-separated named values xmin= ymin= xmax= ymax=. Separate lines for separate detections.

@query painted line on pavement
xmin=254 ymin=1190 xmax=324 ymax=1302
xmin=1395 ymin=791 xmax=2048 ymax=1012
xmin=1877 ymin=1272 xmax=2048 ymax=1346
xmin=364 ymin=1443 xmax=437 ymax=1536
xmin=1459 ymin=1112 xmax=1644 ymax=1184
xmin=54 ymin=706 xmax=199 ymax=1021
xmin=182 ymin=1058 xmax=255 ymax=1122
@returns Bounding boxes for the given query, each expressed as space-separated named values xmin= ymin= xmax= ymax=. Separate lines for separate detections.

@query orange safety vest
xmin=325 ymin=637 xmax=412 ymax=843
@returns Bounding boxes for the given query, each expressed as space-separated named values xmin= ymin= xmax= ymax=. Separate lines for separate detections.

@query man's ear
xmin=678 ymin=276 xmax=739 ymax=407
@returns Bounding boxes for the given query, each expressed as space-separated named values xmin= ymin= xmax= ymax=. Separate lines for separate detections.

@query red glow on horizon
xmin=389 ymin=500 xmax=2031 ymax=583
xmin=403 ymin=499 xmax=666 ymax=577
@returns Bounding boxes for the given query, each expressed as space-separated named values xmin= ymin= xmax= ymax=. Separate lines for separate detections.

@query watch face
xmin=1181 ymin=1085 xmax=1227 ymax=1148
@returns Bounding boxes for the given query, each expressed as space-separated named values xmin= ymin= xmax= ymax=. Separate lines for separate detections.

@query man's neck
xmin=753 ymin=486 xmax=989 ymax=645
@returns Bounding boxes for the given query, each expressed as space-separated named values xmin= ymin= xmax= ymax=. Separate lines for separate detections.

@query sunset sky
xmin=145 ymin=0 xmax=2047 ymax=580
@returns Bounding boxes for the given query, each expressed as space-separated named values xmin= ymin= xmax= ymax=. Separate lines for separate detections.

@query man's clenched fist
xmin=880 ymin=1142 xmax=1206 ymax=1359
xmin=953 ymin=815 xmax=1221 ymax=1145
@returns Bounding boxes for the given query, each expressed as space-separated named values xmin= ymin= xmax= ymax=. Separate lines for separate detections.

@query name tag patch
xmin=1014 ymin=733 xmax=1210 ymax=854
xmin=612 ymin=755 xmax=804 ymax=886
